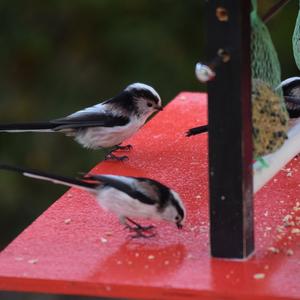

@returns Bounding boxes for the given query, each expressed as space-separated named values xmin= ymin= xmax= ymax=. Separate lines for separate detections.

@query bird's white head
xmin=125 ymin=83 xmax=163 ymax=117
xmin=160 ymin=190 xmax=186 ymax=229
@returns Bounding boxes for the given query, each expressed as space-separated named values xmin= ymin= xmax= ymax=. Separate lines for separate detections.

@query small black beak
xmin=176 ymin=223 xmax=183 ymax=229
xmin=156 ymin=106 xmax=163 ymax=111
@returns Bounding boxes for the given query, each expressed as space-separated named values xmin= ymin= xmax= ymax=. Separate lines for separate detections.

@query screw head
xmin=195 ymin=63 xmax=216 ymax=82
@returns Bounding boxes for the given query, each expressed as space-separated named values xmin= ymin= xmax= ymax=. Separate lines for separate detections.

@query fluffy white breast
xmin=74 ymin=115 xmax=144 ymax=148
xmin=96 ymin=186 xmax=159 ymax=220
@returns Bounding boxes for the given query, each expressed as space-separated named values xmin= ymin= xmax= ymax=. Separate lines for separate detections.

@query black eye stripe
xmin=171 ymin=199 xmax=184 ymax=220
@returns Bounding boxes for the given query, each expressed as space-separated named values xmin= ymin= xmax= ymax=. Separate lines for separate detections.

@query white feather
xmin=23 ymin=173 xmax=96 ymax=193
xmin=97 ymin=186 xmax=159 ymax=220
xmin=277 ymin=77 xmax=300 ymax=89
xmin=125 ymin=83 xmax=162 ymax=107
xmin=74 ymin=115 xmax=144 ymax=148
xmin=66 ymin=103 xmax=106 ymax=118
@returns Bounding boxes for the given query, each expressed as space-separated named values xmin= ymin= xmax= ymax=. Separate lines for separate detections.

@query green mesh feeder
xmin=252 ymin=79 xmax=289 ymax=157
xmin=251 ymin=0 xmax=289 ymax=157
xmin=251 ymin=0 xmax=282 ymax=92
xmin=293 ymin=1 xmax=300 ymax=70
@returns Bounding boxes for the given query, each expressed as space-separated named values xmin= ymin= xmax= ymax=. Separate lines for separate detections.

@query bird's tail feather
xmin=0 ymin=164 xmax=98 ymax=192
xmin=186 ymin=125 xmax=208 ymax=137
xmin=0 ymin=122 xmax=57 ymax=132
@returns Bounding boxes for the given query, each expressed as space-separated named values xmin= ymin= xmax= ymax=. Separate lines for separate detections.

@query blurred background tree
xmin=0 ymin=0 xmax=298 ymax=252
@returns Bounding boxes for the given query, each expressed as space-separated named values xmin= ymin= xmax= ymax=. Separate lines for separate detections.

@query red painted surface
xmin=0 ymin=93 xmax=300 ymax=299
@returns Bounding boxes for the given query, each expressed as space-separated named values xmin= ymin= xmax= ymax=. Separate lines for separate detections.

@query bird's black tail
xmin=186 ymin=125 xmax=208 ymax=137
xmin=0 ymin=164 xmax=98 ymax=192
xmin=0 ymin=122 xmax=57 ymax=133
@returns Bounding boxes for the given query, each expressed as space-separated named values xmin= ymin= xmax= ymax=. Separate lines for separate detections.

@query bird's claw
xmin=105 ymin=153 xmax=129 ymax=161
xmin=115 ymin=144 xmax=133 ymax=152
xmin=124 ymin=223 xmax=156 ymax=238
xmin=124 ymin=224 xmax=155 ymax=232
xmin=130 ymin=232 xmax=156 ymax=239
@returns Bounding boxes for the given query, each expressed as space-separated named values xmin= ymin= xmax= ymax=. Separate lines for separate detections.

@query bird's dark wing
xmin=0 ymin=164 xmax=98 ymax=190
xmin=84 ymin=175 xmax=157 ymax=205
xmin=51 ymin=112 xmax=130 ymax=130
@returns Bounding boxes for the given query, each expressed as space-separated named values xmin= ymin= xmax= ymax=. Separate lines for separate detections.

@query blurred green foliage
xmin=0 ymin=0 xmax=299 ymax=250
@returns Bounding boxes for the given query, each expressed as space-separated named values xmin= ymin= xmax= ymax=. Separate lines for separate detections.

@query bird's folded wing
xmin=84 ymin=175 xmax=158 ymax=205
xmin=51 ymin=112 xmax=130 ymax=130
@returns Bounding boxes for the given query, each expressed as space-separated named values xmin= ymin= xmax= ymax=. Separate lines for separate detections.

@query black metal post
xmin=207 ymin=1 xmax=254 ymax=258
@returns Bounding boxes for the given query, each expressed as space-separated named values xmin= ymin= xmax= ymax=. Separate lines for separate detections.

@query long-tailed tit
xmin=0 ymin=83 xmax=163 ymax=161
xmin=186 ymin=77 xmax=300 ymax=137
xmin=277 ymin=77 xmax=300 ymax=119
xmin=0 ymin=164 xmax=185 ymax=238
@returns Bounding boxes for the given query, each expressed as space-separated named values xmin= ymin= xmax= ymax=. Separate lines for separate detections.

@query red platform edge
xmin=0 ymin=92 xmax=299 ymax=300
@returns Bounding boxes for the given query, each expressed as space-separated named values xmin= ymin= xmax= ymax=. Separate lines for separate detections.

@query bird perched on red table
xmin=186 ymin=77 xmax=300 ymax=138
xmin=0 ymin=164 xmax=186 ymax=238
xmin=0 ymin=83 xmax=163 ymax=160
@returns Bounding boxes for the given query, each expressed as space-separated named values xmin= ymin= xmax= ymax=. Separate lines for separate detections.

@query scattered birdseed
xmin=253 ymin=273 xmax=265 ymax=280
xmin=199 ymin=226 xmax=207 ymax=233
xmin=28 ymin=259 xmax=39 ymax=264
xmin=190 ymin=226 xmax=198 ymax=232
xmin=283 ymin=214 xmax=293 ymax=223
xmin=64 ymin=218 xmax=72 ymax=224
xmin=286 ymin=249 xmax=294 ymax=256
xmin=148 ymin=255 xmax=155 ymax=260
xmin=287 ymin=222 xmax=295 ymax=227
xmin=100 ymin=237 xmax=108 ymax=243
xmin=291 ymin=228 xmax=300 ymax=234
xmin=14 ymin=257 xmax=23 ymax=261
xmin=293 ymin=205 xmax=300 ymax=212
xmin=105 ymin=286 xmax=112 ymax=292
xmin=268 ymin=247 xmax=280 ymax=254
xmin=276 ymin=226 xmax=284 ymax=233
